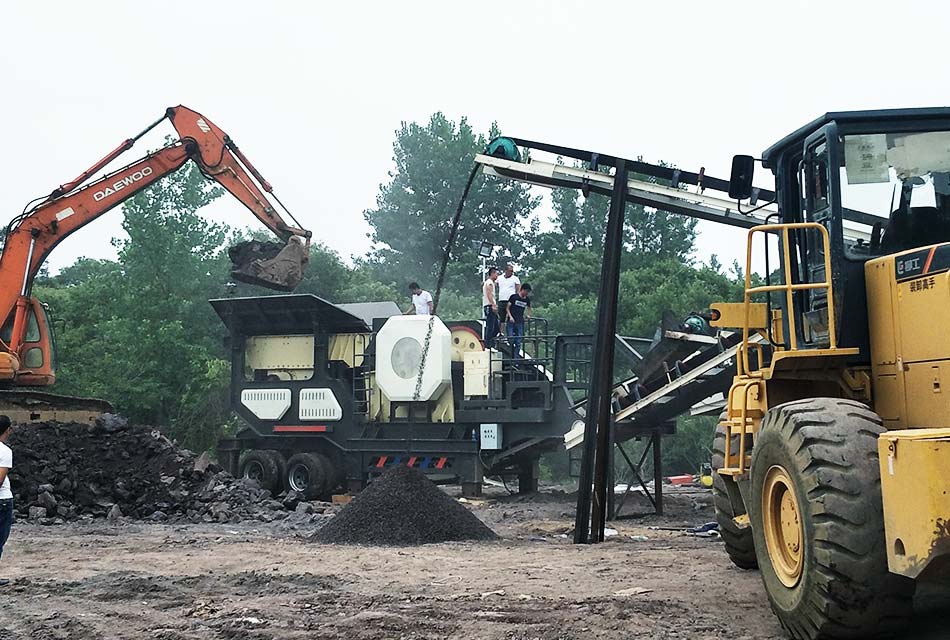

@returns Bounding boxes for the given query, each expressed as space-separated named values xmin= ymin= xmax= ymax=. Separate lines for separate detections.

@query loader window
xmin=840 ymin=131 xmax=950 ymax=256
xmin=800 ymin=140 xmax=834 ymax=347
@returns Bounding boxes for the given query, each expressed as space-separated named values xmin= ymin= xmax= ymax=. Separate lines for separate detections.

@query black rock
xmin=314 ymin=466 xmax=497 ymax=546
xmin=36 ymin=491 xmax=58 ymax=511
xmin=7 ymin=419 xmax=295 ymax=523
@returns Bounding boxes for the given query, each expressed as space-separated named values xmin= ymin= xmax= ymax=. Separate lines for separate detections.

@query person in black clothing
xmin=505 ymin=283 xmax=532 ymax=358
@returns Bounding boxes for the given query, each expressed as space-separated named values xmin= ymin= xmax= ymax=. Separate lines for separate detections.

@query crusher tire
xmin=711 ymin=413 xmax=758 ymax=570
xmin=241 ymin=450 xmax=284 ymax=495
xmin=286 ymin=452 xmax=332 ymax=500
xmin=748 ymin=398 xmax=914 ymax=640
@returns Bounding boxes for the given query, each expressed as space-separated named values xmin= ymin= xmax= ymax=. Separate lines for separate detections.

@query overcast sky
xmin=2 ymin=0 xmax=948 ymax=277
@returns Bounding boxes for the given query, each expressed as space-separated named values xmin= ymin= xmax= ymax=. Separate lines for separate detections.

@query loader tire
xmin=711 ymin=414 xmax=758 ymax=570
xmin=241 ymin=450 xmax=285 ymax=495
xmin=286 ymin=452 xmax=332 ymax=500
xmin=748 ymin=398 xmax=913 ymax=640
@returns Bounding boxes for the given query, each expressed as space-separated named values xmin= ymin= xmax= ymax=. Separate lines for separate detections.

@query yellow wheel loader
xmin=472 ymin=110 xmax=950 ymax=638
xmin=712 ymin=108 xmax=950 ymax=639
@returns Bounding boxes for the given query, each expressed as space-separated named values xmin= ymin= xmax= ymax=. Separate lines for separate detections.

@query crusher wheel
xmin=286 ymin=452 xmax=334 ymax=500
xmin=241 ymin=450 xmax=286 ymax=495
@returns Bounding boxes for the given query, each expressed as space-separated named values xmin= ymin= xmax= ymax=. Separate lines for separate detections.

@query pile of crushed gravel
xmin=7 ymin=416 xmax=327 ymax=525
xmin=314 ymin=465 xmax=497 ymax=545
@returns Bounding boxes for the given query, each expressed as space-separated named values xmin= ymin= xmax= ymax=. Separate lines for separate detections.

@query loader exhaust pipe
xmin=228 ymin=236 xmax=309 ymax=292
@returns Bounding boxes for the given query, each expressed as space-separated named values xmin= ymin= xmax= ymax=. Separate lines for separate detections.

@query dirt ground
xmin=0 ymin=486 xmax=946 ymax=640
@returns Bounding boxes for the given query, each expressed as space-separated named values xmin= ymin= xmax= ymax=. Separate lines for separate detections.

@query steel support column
xmin=653 ymin=428 xmax=664 ymax=516
xmin=574 ymin=159 xmax=628 ymax=544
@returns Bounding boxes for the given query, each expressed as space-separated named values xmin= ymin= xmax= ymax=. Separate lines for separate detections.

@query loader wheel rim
xmin=762 ymin=465 xmax=803 ymax=588
xmin=289 ymin=464 xmax=309 ymax=493
xmin=244 ymin=460 xmax=265 ymax=482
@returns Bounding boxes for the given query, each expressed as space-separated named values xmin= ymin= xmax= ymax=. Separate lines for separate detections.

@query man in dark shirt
xmin=505 ymin=283 xmax=532 ymax=358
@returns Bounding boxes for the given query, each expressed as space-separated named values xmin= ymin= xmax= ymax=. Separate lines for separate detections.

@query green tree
xmin=38 ymin=163 xmax=235 ymax=450
xmin=364 ymin=113 xmax=540 ymax=297
xmin=615 ymin=258 xmax=746 ymax=337
xmin=289 ymin=242 xmax=358 ymax=301
xmin=528 ymin=162 xmax=696 ymax=269
xmin=525 ymin=248 xmax=601 ymax=304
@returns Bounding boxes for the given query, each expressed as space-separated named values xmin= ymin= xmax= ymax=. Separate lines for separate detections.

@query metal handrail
xmin=739 ymin=222 xmax=837 ymax=376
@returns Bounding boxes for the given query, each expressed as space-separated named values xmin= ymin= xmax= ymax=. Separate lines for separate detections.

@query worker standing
xmin=506 ymin=283 xmax=532 ymax=359
xmin=406 ymin=282 xmax=434 ymax=315
xmin=482 ymin=267 xmax=500 ymax=348
xmin=0 ymin=416 xmax=13 ymax=586
xmin=496 ymin=264 xmax=521 ymax=334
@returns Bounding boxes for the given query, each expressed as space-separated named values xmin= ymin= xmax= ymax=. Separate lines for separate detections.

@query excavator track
xmin=0 ymin=390 xmax=113 ymax=424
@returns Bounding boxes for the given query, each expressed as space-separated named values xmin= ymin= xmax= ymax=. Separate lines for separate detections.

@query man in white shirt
xmin=406 ymin=282 xmax=434 ymax=315
xmin=0 ymin=415 xmax=13 ymax=586
xmin=496 ymin=264 xmax=521 ymax=331
xmin=482 ymin=267 xmax=500 ymax=347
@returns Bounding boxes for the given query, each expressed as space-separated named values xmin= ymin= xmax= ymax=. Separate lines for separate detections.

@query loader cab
xmin=731 ymin=108 xmax=950 ymax=359
xmin=0 ymin=296 xmax=57 ymax=385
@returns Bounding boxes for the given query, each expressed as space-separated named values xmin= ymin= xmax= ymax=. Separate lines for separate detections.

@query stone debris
xmin=314 ymin=465 xmax=497 ymax=545
xmin=7 ymin=418 xmax=329 ymax=526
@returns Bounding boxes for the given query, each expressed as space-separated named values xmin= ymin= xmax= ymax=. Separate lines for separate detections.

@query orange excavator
xmin=1 ymin=105 xmax=312 ymax=421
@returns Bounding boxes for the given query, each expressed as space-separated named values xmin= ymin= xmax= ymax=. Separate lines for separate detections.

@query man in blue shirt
xmin=505 ymin=284 xmax=532 ymax=358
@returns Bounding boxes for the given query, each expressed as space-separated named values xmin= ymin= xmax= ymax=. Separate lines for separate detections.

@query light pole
xmin=476 ymin=240 xmax=494 ymax=318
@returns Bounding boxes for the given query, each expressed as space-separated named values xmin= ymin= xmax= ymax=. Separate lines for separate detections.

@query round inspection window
xmin=391 ymin=336 xmax=423 ymax=379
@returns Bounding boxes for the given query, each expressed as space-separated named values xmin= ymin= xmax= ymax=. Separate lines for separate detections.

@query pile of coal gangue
xmin=314 ymin=465 xmax=497 ymax=545
xmin=7 ymin=416 xmax=315 ymax=525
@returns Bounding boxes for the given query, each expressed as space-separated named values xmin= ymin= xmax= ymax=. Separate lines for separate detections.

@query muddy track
xmin=0 ymin=492 xmax=946 ymax=639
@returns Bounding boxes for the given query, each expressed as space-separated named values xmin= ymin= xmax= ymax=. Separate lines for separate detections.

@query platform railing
xmin=738 ymin=222 xmax=837 ymax=376
xmin=723 ymin=222 xmax=837 ymax=475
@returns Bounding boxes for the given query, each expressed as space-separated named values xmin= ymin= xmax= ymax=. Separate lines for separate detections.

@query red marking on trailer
xmin=408 ymin=457 xmax=417 ymax=467
xmin=376 ymin=456 xmax=388 ymax=468
xmin=274 ymin=425 xmax=327 ymax=433
xmin=435 ymin=457 xmax=447 ymax=469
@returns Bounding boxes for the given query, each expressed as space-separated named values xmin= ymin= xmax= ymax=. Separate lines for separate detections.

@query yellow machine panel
xmin=866 ymin=244 xmax=950 ymax=429
xmin=328 ymin=333 xmax=370 ymax=369
xmin=244 ymin=334 xmax=370 ymax=381
xmin=463 ymin=351 xmax=490 ymax=397
xmin=245 ymin=335 xmax=314 ymax=381
xmin=878 ymin=429 xmax=950 ymax=579
xmin=895 ymin=274 xmax=950 ymax=364
xmin=903 ymin=363 xmax=950 ymax=427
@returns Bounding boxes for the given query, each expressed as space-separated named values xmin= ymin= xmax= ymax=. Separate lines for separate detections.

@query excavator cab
xmin=0 ymin=297 xmax=56 ymax=385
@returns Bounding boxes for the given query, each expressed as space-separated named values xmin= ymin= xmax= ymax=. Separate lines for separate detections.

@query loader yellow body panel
xmin=866 ymin=247 xmax=950 ymax=430
xmin=878 ymin=429 xmax=950 ymax=578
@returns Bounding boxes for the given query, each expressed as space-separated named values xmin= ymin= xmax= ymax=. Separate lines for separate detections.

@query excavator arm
xmin=0 ymin=105 xmax=312 ymax=384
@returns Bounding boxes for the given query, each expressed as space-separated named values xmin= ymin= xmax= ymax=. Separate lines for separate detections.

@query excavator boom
xmin=0 ymin=105 xmax=312 ymax=398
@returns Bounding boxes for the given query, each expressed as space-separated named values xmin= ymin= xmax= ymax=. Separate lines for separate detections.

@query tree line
xmin=33 ymin=112 xmax=748 ymax=474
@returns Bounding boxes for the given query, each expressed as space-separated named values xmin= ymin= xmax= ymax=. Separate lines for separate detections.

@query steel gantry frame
xmin=474 ymin=137 xmax=787 ymax=544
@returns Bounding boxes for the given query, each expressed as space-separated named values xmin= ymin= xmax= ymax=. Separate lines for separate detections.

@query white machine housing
xmin=241 ymin=388 xmax=291 ymax=420
xmin=375 ymin=315 xmax=452 ymax=402
xmin=299 ymin=388 xmax=343 ymax=421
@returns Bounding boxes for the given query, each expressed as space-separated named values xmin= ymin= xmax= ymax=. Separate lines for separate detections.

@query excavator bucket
xmin=229 ymin=237 xmax=309 ymax=292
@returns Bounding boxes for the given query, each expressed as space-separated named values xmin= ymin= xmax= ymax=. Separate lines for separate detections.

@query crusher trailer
xmin=212 ymin=294 xmax=589 ymax=498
